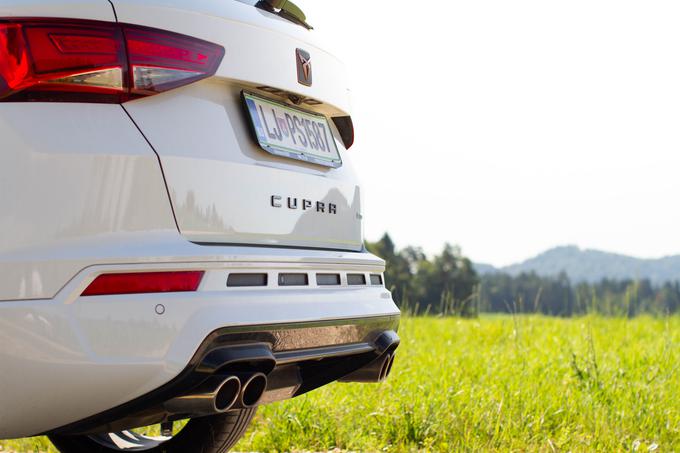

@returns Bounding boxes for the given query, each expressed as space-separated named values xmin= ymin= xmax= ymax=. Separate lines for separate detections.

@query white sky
xmin=297 ymin=0 xmax=680 ymax=266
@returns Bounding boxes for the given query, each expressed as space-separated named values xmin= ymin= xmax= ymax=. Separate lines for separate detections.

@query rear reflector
xmin=82 ymin=271 xmax=204 ymax=296
xmin=0 ymin=19 xmax=224 ymax=103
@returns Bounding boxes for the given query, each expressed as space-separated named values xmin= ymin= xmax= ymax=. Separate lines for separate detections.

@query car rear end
xmin=0 ymin=0 xmax=400 ymax=448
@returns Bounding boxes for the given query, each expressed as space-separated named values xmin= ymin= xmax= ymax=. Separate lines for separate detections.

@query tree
xmin=365 ymin=233 xmax=413 ymax=305
xmin=368 ymin=235 xmax=479 ymax=317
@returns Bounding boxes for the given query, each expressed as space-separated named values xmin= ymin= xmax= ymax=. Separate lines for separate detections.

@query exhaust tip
xmin=240 ymin=373 xmax=268 ymax=407
xmin=378 ymin=353 xmax=393 ymax=381
xmin=384 ymin=354 xmax=396 ymax=379
xmin=214 ymin=376 xmax=241 ymax=412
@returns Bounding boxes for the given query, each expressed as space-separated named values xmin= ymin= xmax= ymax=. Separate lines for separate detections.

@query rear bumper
xmin=0 ymin=248 xmax=399 ymax=438
xmin=50 ymin=318 xmax=400 ymax=435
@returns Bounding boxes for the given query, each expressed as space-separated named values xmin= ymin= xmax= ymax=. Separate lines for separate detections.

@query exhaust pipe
xmin=383 ymin=353 xmax=396 ymax=380
xmin=339 ymin=331 xmax=399 ymax=384
xmin=237 ymin=372 xmax=268 ymax=408
xmin=340 ymin=353 xmax=395 ymax=383
xmin=214 ymin=376 xmax=243 ymax=411
xmin=164 ymin=375 xmax=241 ymax=415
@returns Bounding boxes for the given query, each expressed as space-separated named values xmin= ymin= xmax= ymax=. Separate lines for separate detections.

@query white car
xmin=0 ymin=1 xmax=400 ymax=451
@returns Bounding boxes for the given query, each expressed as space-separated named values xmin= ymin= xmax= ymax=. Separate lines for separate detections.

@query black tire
xmin=48 ymin=408 xmax=257 ymax=453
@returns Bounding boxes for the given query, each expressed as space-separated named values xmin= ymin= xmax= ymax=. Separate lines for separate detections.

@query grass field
xmin=2 ymin=315 xmax=678 ymax=452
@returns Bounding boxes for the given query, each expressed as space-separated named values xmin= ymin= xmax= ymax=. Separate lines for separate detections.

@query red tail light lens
xmin=125 ymin=27 xmax=224 ymax=96
xmin=82 ymin=271 xmax=205 ymax=296
xmin=0 ymin=19 xmax=224 ymax=103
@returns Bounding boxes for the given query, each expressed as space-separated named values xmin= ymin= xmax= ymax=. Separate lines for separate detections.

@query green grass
xmin=2 ymin=315 xmax=678 ymax=452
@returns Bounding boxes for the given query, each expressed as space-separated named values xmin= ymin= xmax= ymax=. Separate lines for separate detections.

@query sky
xmin=296 ymin=0 xmax=680 ymax=267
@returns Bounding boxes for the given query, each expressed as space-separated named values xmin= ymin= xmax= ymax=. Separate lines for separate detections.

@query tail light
xmin=0 ymin=19 xmax=224 ymax=103
xmin=81 ymin=271 xmax=205 ymax=296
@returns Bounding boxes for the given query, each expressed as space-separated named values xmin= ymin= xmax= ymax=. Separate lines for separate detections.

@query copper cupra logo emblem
xmin=296 ymin=48 xmax=312 ymax=86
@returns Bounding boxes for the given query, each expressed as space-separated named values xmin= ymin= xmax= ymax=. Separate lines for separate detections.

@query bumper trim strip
xmin=275 ymin=343 xmax=374 ymax=365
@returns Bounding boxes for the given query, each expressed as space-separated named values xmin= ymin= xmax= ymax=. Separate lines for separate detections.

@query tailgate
xmin=111 ymin=0 xmax=363 ymax=251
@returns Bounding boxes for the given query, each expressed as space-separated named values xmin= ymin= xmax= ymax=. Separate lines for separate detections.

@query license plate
xmin=243 ymin=92 xmax=342 ymax=168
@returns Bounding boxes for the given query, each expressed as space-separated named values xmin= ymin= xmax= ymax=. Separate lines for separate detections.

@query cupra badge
xmin=296 ymin=48 xmax=312 ymax=86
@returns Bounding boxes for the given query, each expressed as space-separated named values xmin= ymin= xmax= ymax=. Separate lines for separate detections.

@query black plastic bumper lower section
xmin=48 ymin=315 xmax=400 ymax=436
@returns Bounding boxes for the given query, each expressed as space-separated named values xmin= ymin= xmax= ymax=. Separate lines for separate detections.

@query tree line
xmin=366 ymin=233 xmax=680 ymax=317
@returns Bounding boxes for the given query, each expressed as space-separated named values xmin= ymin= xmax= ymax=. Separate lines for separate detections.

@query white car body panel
xmin=115 ymin=0 xmax=363 ymax=251
xmin=0 ymin=103 xmax=176 ymax=301
xmin=0 ymin=0 xmax=113 ymax=21
xmin=125 ymin=82 xmax=362 ymax=251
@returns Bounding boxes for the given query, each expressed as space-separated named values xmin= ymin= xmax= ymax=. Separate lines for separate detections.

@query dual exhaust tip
xmin=340 ymin=330 xmax=400 ymax=384
xmin=213 ymin=373 xmax=268 ymax=412
xmin=166 ymin=372 xmax=268 ymax=416
xmin=380 ymin=353 xmax=396 ymax=382
xmin=340 ymin=352 xmax=397 ymax=383
xmin=214 ymin=373 xmax=267 ymax=412
xmin=167 ymin=342 xmax=399 ymax=415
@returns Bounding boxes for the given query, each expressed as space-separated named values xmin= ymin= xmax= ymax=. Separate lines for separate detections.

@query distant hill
xmin=475 ymin=246 xmax=680 ymax=284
